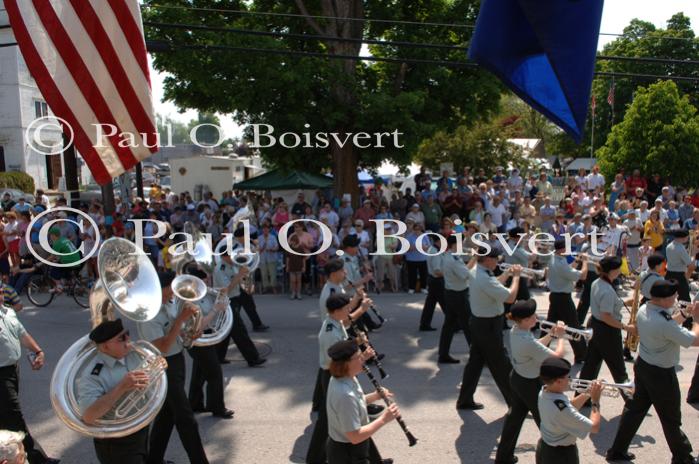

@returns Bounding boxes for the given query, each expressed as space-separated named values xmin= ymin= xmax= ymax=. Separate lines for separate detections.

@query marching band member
xmin=607 ymin=280 xmax=699 ymax=463
xmin=639 ymin=253 xmax=666 ymax=304
xmin=536 ymin=357 xmax=602 ymax=464
xmin=214 ymin=247 xmax=267 ymax=367
xmin=325 ymin=340 xmax=398 ymax=464
xmin=504 ymin=227 xmax=533 ymax=307
xmin=137 ymin=272 xmax=209 ymax=464
xmin=419 ymin=232 xmax=448 ymax=332
xmin=456 ymin=248 xmax=520 ymax=410
xmin=340 ymin=235 xmax=377 ymax=331
xmin=186 ymin=268 xmax=234 ymax=419
xmin=306 ymin=294 xmax=371 ymax=464
xmin=495 ymin=300 xmax=565 ymax=464
xmin=78 ymin=319 xmax=152 ymax=463
xmin=231 ymin=228 xmax=269 ymax=332
xmin=438 ymin=235 xmax=476 ymax=364
xmin=575 ymin=216 xmax=600 ymax=325
xmin=577 ymin=257 xmax=635 ymax=397
xmin=0 ymin=299 xmax=56 ymax=464
xmin=547 ymin=239 xmax=588 ymax=364
xmin=665 ymin=230 xmax=695 ymax=327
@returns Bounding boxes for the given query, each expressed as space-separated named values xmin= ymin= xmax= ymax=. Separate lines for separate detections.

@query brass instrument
xmin=230 ymin=247 xmax=260 ymax=294
xmin=569 ymin=378 xmax=635 ymax=398
xmin=539 ymin=320 xmax=593 ymax=341
xmin=51 ymin=238 xmax=167 ymax=438
xmin=191 ymin=288 xmax=234 ymax=347
xmin=624 ymin=276 xmax=641 ymax=352
xmin=498 ymin=262 xmax=546 ymax=280
xmin=171 ymin=274 xmax=208 ymax=348
xmin=574 ymin=252 xmax=607 ymax=263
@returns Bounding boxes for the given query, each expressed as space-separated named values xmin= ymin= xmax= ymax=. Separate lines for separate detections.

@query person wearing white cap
xmin=405 ymin=203 xmax=425 ymax=228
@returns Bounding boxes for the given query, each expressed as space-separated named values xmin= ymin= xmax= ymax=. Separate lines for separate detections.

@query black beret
xmin=326 ymin=294 xmax=351 ymax=311
xmin=650 ymin=279 xmax=678 ymax=298
xmin=672 ymin=229 xmax=689 ymax=238
xmin=327 ymin=340 xmax=359 ymax=362
xmin=647 ymin=253 xmax=666 ymax=269
xmin=89 ymin=319 xmax=124 ymax=343
xmin=510 ymin=299 xmax=537 ymax=319
xmin=158 ymin=271 xmax=176 ymax=288
xmin=554 ymin=239 xmax=567 ymax=251
xmin=447 ymin=234 xmax=458 ymax=245
xmin=342 ymin=234 xmax=360 ymax=248
xmin=540 ymin=356 xmax=571 ymax=379
xmin=249 ymin=231 xmax=259 ymax=240
xmin=599 ymin=256 xmax=622 ymax=273
xmin=477 ymin=246 xmax=501 ymax=258
xmin=233 ymin=227 xmax=246 ymax=237
xmin=324 ymin=258 xmax=344 ymax=275
xmin=508 ymin=227 xmax=524 ymax=237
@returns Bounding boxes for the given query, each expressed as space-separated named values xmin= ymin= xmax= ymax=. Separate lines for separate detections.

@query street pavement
xmin=13 ymin=286 xmax=699 ymax=463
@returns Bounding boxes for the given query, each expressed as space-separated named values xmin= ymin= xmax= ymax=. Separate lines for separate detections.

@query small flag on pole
xmin=607 ymin=83 xmax=615 ymax=107
xmin=591 ymin=95 xmax=597 ymax=116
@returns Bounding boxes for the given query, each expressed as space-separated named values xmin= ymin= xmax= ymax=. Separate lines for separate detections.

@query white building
xmin=0 ymin=9 xmax=65 ymax=190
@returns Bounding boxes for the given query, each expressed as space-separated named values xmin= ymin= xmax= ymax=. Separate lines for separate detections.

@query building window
xmin=34 ymin=100 xmax=49 ymax=118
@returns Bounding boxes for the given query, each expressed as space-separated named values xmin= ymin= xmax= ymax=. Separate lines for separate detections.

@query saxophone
xmin=624 ymin=275 xmax=641 ymax=352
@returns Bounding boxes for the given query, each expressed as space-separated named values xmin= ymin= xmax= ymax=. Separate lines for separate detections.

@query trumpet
xmin=539 ymin=320 xmax=593 ymax=341
xmin=569 ymin=378 xmax=635 ymax=398
xmin=498 ymin=263 xmax=546 ymax=280
xmin=574 ymin=252 xmax=606 ymax=263
xmin=672 ymin=300 xmax=694 ymax=317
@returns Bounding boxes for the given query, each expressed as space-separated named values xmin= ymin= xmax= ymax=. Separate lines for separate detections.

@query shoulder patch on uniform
xmin=326 ymin=324 xmax=334 ymax=332
xmin=91 ymin=363 xmax=103 ymax=376
xmin=553 ymin=399 xmax=567 ymax=411
xmin=660 ymin=311 xmax=672 ymax=321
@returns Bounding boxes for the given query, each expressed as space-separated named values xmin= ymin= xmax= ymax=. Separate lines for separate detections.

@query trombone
xmin=539 ymin=319 xmax=593 ymax=341
xmin=498 ymin=263 xmax=546 ymax=280
xmin=569 ymin=378 xmax=635 ymax=398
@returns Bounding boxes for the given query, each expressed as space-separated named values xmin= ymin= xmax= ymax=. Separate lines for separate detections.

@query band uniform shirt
xmin=326 ymin=376 xmax=369 ymax=443
xmin=538 ymin=389 xmax=592 ymax=446
xmin=505 ymin=244 xmax=531 ymax=267
xmin=509 ymin=327 xmax=555 ymax=379
xmin=442 ymin=252 xmax=471 ymax=292
xmin=590 ymin=278 xmax=623 ymax=322
xmin=637 ymin=303 xmax=696 ymax=368
xmin=0 ymin=306 xmax=26 ymax=366
xmin=319 ymin=282 xmax=345 ymax=319
xmin=77 ymin=350 xmax=145 ymax=419
xmin=137 ymin=301 xmax=183 ymax=357
xmin=426 ymin=246 xmax=444 ymax=277
xmin=469 ymin=265 xmax=510 ymax=318
xmin=318 ymin=318 xmax=348 ymax=369
xmin=639 ymin=270 xmax=663 ymax=300
xmin=213 ymin=259 xmax=242 ymax=299
xmin=342 ymin=255 xmax=362 ymax=291
xmin=666 ymin=240 xmax=692 ymax=273
xmin=548 ymin=256 xmax=582 ymax=294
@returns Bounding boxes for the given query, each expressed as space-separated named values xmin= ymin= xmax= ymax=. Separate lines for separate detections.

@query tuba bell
xmin=51 ymin=238 xmax=167 ymax=438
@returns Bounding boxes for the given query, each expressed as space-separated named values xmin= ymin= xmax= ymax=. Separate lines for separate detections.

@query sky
xmin=149 ymin=2 xmax=699 ymax=140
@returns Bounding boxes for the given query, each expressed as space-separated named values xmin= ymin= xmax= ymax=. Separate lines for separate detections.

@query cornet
xmin=569 ymin=378 xmax=635 ymax=398
xmin=574 ymin=253 xmax=606 ymax=263
xmin=539 ymin=320 xmax=593 ymax=341
xmin=498 ymin=263 xmax=546 ymax=280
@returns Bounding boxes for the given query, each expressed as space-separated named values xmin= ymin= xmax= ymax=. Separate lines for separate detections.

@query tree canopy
xmin=143 ymin=0 xmax=501 ymax=201
xmin=596 ymin=80 xmax=699 ymax=186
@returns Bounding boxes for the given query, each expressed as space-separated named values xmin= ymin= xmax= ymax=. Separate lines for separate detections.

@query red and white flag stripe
xmin=5 ymin=0 xmax=157 ymax=185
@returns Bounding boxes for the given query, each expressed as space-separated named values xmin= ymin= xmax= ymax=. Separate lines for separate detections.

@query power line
xmin=595 ymin=71 xmax=699 ymax=83
xmin=0 ymin=42 xmax=17 ymax=48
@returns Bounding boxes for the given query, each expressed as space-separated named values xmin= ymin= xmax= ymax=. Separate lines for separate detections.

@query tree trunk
xmin=332 ymin=142 xmax=359 ymax=207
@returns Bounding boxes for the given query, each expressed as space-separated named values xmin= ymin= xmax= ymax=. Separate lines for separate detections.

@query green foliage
xmin=0 ymin=171 xmax=35 ymax=193
xmin=414 ymin=119 xmax=527 ymax=175
xmin=156 ymin=114 xmax=190 ymax=144
xmin=597 ymin=80 xmax=699 ymax=186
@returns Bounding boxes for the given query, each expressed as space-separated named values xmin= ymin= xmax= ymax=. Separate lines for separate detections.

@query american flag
xmin=591 ymin=94 xmax=597 ymax=116
xmin=5 ymin=0 xmax=157 ymax=185
xmin=607 ymin=83 xmax=615 ymax=107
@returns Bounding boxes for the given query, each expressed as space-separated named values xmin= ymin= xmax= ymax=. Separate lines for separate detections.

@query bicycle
xmin=26 ymin=263 xmax=92 ymax=308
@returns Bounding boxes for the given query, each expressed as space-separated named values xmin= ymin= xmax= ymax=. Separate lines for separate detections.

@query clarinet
xmin=348 ymin=313 xmax=388 ymax=379
xmin=361 ymin=364 xmax=418 ymax=447
xmin=346 ymin=280 xmax=385 ymax=327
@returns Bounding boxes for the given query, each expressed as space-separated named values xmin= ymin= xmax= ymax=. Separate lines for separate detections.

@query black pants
xmin=535 ymin=439 xmax=578 ymax=464
xmin=0 ymin=364 xmax=48 ymax=464
xmin=576 ymin=271 xmax=598 ymax=326
xmin=578 ymin=317 xmax=628 ymax=383
xmin=438 ymin=289 xmax=471 ymax=358
xmin=216 ymin=296 xmax=261 ymax=364
xmin=686 ymin=352 xmax=699 ymax=401
xmin=94 ymin=428 xmax=148 ymax=464
xmin=420 ymin=276 xmax=445 ymax=328
xmin=326 ymin=438 xmax=370 ymax=464
xmin=548 ymin=293 xmax=587 ymax=362
xmin=666 ymin=272 xmax=693 ymax=328
xmin=457 ymin=315 xmax=512 ymax=406
xmin=312 ymin=368 xmax=324 ymax=411
xmin=307 ymin=369 xmax=331 ymax=464
xmin=496 ymin=371 xmax=542 ymax=463
xmin=239 ymin=289 xmax=264 ymax=328
xmin=609 ymin=358 xmax=693 ymax=463
xmin=147 ymin=352 xmax=208 ymax=464
xmin=406 ymin=260 xmax=427 ymax=291
xmin=188 ymin=345 xmax=225 ymax=413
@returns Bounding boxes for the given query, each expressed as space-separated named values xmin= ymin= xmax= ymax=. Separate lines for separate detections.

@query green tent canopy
xmin=233 ymin=169 xmax=333 ymax=190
